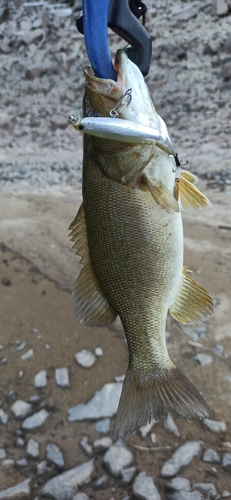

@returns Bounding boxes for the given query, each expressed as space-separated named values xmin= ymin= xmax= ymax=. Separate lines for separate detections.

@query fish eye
xmin=78 ymin=124 xmax=84 ymax=131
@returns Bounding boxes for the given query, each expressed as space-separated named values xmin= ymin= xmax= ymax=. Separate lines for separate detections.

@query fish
xmin=68 ymin=115 xmax=175 ymax=155
xmin=69 ymin=49 xmax=213 ymax=438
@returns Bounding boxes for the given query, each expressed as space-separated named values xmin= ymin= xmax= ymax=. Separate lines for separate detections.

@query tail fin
xmin=113 ymin=367 xmax=210 ymax=438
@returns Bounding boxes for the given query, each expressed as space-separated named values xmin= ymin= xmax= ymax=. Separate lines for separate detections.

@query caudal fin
xmin=113 ymin=367 xmax=210 ymax=438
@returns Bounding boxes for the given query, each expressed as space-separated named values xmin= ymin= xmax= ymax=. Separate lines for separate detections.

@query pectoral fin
xmin=175 ymin=175 xmax=212 ymax=214
xmin=169 ymin=266 xmax=214 ymax=324
xmin=145 ymin=176 xmax=179 ymax=214
xmin=69 ymin=204 xmax=117 ymax=326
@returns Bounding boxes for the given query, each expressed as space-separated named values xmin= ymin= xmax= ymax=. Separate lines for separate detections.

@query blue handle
xmin=82 ymin=0 xmax=117 ymax=80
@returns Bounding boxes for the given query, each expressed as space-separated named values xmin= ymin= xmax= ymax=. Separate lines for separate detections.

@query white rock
xmin=95 ymin=418 xmax=110 ymax=433
xmin=193 ymin=482 xmax=217 ymax=496
xmin=194 ymin=353 xmax=213 ymax=366
xmin=55 ymin=368 xmax=70 ymax=388
xmin=41 ymin=460 xmax=94 ymax=500
xmin=2 ymin=459 xmax=14 ymax=468
xmin=46 ymin=443 xmax=65 ymax=468
xmin=68 ymin=382 xmax=122 ymax=421
xmin=22 ymin=409 xmax=49 ymax=429
xmin=73 ymin=493 xmax=90 ymax=500
xmin=0 ymin=409 xmax=8 ymax=424
xmin=21 ymin=349 xmax=34 ymax=360
xmin=203 ymin=419 xmax=226 ymax=433
xmin=93 ymin=437 xmax=112 ymax=451
xmin=0 ymin=449 xmax=6 ymax=459
xmin=121 ymin=466 xmax=136 ymax=485
xmin=75 ymin=350 xmax=96 ymax=368
xmin=166 ymin=477 xmax=191 ymax=492
xmin=222 ymin=453 xmax=231 ymax=471
xmin=10 ymin=400 xmax=32 ymax=420
xmin=27 ymin=438 xmax=40 ymax=458
xmin=80 ymin=436 xmax=93 ymax=456
xmin=161 ymin=441 xmax=202 ymax=478
xmin=34 ymin=370 xmax=47 ymax=388
xmin=139 ymin=418 xmax=156 ymax=438
xmin=202 ymin=449 xmax=220 ymax=463
xmin=36 ymin=460 xmax=47 ymax=476
xmin=95 ymin=347 xmax=103 ymax=357
xmin=133 ymin=471 xmax=161 ymax=500
xmin=163 ymin=413 xmax=180 ymax=437
xmin=103 ymin=440 xmax=133 ymax=478
xmin=0 ymin=479 xmax=31 ymax=499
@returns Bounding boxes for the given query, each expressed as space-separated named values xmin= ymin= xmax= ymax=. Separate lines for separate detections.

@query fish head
xmin=84 ymin=50 xmax=167 ymax=134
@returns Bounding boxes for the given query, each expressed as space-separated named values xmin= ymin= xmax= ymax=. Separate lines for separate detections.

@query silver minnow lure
xmin=68 ymin=115 xmax=175 ymax=156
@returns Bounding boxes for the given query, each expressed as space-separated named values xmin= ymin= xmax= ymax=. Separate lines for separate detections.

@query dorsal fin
xmin=69 ymin=204 xmax=117 ymax=326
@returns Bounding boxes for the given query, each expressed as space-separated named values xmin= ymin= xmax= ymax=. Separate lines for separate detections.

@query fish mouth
xmin=84 ymin=50 xmax=157 ymax=127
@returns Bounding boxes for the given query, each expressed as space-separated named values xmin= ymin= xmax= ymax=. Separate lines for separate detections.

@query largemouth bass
xmin=69 ymin=50 xmax=213 ymax=437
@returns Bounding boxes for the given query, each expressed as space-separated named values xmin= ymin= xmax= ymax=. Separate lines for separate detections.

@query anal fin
xmin=144 ymin=175 xmax=179 ymax=214
xmin=69 ymin=203 xmax=117 ymax=326
xmin=169 ymin=266 xmax=214 ymax=324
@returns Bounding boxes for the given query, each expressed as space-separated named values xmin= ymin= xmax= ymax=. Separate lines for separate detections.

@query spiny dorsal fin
xmin=145 ymin=175 xmax=179 ymax=214
xmin=175 ymin=176 xmax=212 ymax=214
xmin=69 ymin=203 xmax=117 ymax=326
xmin=169 ymin=266 xmax=214 ymax=324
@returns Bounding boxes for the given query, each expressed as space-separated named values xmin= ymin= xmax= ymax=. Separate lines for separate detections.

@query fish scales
xmin=69 ymin=50 xmax=214 ymax=437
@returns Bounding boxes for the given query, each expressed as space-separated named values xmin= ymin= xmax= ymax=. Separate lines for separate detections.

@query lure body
xmin=69 ymin=115 xmax=175 ymax=155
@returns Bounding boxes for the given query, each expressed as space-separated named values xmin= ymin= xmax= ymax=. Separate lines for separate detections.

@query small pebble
xmin=46 ymin=442 xmax=65 ymax=468
xmin=95 ymin=347 xmax=103 ymax=356
xmin=93 ymin=474 xmax=109 ymax=490
xmin=202 ymin=449 xmax=220 ymax=463
xmin=34 ymin=370 xmax=47 ymax=388
xmin=75 ymin=350 xmax=96 ymax=368
xmin=139 ymin=418 xmax=156 ymax=438
xmin=203 ymin=419 xmax=227 ymax=433
xmin=166 ymin=476 xmax=191 ymax=492
xmin=161 ymin=441 xmax=202 ymax=478
xmin=0 ymin=478 xmax=31 ymax=497
xmin=133 ymin=471 xmax=161 ymax=500
xmin=10 ymin=400 xmax=32 ymax=420
xmin=2 ymin=459 xmax=14 ymax=468
xmin=93 ymin=437 xmax=112 ymax=452
xmin=36 ymin=460 xmax=47 ymax=476
xmin=114 ymin=374 xmax=125 ymax=382
xmin=6 ymin=390 xmax=16 ymax=404
xmin=222 ymin=453 xmax=231 ymax=472
xmin=73 ymin=494 xmax=90 ymax=500
xmin=0 ymin=357 xmax=7 ymax=364
xmin=163 ymin=413 xmax=180 ymax=437
xmin=103 ymin=440 xmax=133 ymax=478
xmin=121 ymin=466 xmax=136 ymax=485
xmin=222 ymin=492 xmax=231 ymax=498
xmin=15 ymin=437 xmax=25 ymax=447
xmin=21 ymin=349 xmax=34 ymax=360
xmin=194 ymin=353 xmax=213 ymax=366
xmin=0 ymin=448 xmax=6 ymax=459
xmin=55 ymin=367 xmax=70 ymax=388
xmin=22 ymin=409 xmax=49 ymax=429
xmin=193 ymin=482 xmax=217 ymax=495
xmin=27 ymin=438 xmax=40 ymax=458
xmin=80 ymin=436 xmax=93 ymax=456
xmin=29 ymin=394 xmax=40 ymax=404
xmin=95 ymin=418 xmax=110 ymax=434
xmin=15 ymin=341 xmax=26 ymax=351
xmin=0 ymin=409 xmax=8 ymax=424
xmin=15 ymin=457 xmax=29 ymax=468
